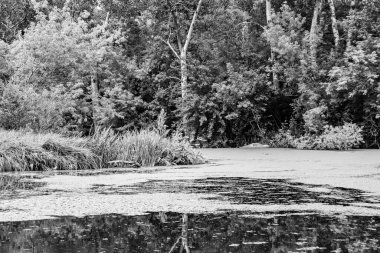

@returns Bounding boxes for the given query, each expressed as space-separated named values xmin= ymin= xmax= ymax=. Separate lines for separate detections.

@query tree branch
xmin=158 ymin=36 xmax=180 ymax=60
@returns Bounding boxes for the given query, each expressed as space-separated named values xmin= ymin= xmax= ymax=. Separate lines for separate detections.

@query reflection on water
xmin=1 ymin=212 xmax=379 ymax=253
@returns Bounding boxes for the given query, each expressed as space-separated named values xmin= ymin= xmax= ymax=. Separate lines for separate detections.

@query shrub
xmin=293 ymin=123 xmax=364 ymax=150
xmin=271 ymin=123 xmax=364 ymax=150
xmin=0 ymin=83 xmax=76 ymax=132
xmin=293 ymin=134 xmax=317 ymax=149
xmin=313 ymin=123 xmax=364 ymax=150
xmin=269 ymin=129 xmax=296 ymax=148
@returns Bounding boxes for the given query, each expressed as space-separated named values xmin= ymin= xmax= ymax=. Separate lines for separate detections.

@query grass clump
xmin=119 ymin=129 xmax=205 ymax=166
xmin=88 ymin=128 xmax=205 ymax=167
xmin=0 ymin=129 xmax=100 ymax=172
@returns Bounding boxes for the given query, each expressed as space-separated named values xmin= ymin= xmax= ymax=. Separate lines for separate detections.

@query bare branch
xmin=105 ymin=12 xmax=110 ymax=26
xmin=158 ymin=36 xmax=181 ymax=60
xmin=167 ymin=76 xmax=181 ymax=81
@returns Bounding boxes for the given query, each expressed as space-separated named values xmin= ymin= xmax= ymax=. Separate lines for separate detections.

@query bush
xmin=293 ymin=134 xmax=317 ymax=149
xmin=271 ymin=123 xmax=364 ymax=150
xmin=313 ymin=123 xmax=364 ymax=150
xmin=293 ymin=123 xmax=364 ymax=150
xmin=0 ymin=83 xmax=76 ymax=132
xmin=269 ymin=129 xmax=296 ymax=148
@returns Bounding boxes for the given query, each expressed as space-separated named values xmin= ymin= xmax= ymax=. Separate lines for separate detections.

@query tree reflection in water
xmin=169 ymin=213 xmax=190 ymax=253
xmin=0 ymin=212 xmax=379 ymax=253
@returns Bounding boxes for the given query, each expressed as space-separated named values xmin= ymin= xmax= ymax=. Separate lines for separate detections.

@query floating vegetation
xmin=0 ymin=174 xmax=45 ymax=192
xmin=93 ymin=177 xmax=380 ymax=206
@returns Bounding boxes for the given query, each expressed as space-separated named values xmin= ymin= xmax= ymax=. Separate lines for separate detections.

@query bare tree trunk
xmin=163 ymin=0 xmax=203 ymax=137
xmin=91 ymin=74 xmax=100 ymax=131
xmin=346 ymin=0 xmax=356 ymax=48
xmin=266 ymin=0 xmax=279 ymax=91
xmin=328 ymin=0 xmax=339 ymax=52
xmin=180 ymin=52 xmax=188 ymax=112
xmin=180 ymin=0 xmax=203 ymax=101
xmin=310 ymin=0 xmax=324 ymax=68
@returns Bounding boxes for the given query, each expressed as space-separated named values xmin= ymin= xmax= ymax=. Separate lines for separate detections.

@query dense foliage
xmin=0 ymin=0 xmax=379 ymax=148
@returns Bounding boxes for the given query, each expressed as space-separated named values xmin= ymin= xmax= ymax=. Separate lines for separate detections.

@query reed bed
xmin=0 ymin=128 xmax=205 ymax=172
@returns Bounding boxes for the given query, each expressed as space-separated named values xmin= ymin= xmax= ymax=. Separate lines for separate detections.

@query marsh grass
xmin=89 ymin=128 xmax=205 ymax=167
xmin=0 ymin=128 xmax=205 ymax=172
xmin=86 ymin=128 xmax=120 ymax=167
xmin=117 ymin=130 xmax=205 ymax=167
xmin=0 ymin=129 xmax=100 ymax=172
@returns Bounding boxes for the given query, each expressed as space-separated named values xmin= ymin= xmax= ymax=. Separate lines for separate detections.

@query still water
xmin=1 ymin=212 xmax=379 ymax=253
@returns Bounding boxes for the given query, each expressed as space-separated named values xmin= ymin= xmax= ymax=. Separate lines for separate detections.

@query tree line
xmin=0 ymin=0 xmax=379 ymax=148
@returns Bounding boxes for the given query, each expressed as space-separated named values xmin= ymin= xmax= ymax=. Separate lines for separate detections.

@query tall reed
xmin=88 ymin=128 xmax=205 ymax=167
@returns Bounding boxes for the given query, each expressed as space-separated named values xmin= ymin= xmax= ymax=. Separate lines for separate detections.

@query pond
xmin=1 ymin=148 xmax=380 ymax=252
xmin=1 ymin=212 xmax=379 ymax=253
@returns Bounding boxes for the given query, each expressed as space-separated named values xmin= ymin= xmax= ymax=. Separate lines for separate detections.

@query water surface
xmin=1 ymin=212 xmax=379 ymax=253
